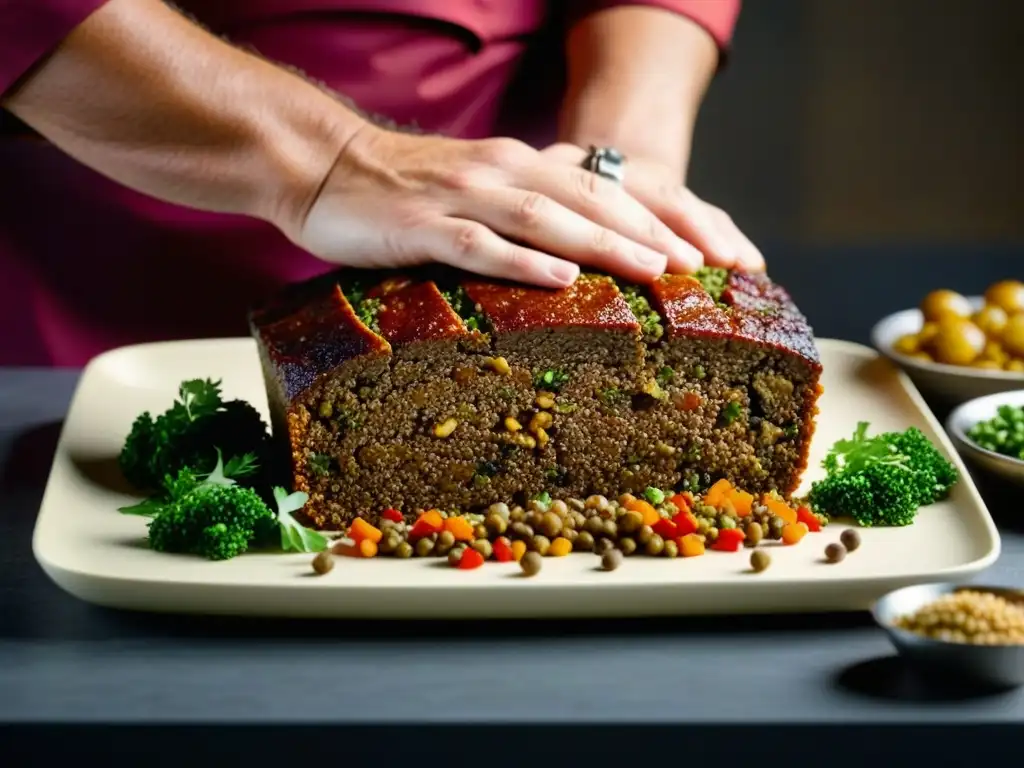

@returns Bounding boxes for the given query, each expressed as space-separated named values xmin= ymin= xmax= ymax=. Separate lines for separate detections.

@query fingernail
xmin=549 ymin=261 xmax=579 ymax=284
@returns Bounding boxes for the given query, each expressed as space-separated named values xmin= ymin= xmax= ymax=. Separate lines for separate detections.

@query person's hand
xmin=539 ymin=143 xmax=765 ymax=271
xmin=287 ymin=125 xmax=706 ymax=288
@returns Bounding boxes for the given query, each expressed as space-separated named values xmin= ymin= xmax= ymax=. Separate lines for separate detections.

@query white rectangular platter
xmin=32 ymin=337 xmax=1001 ymax=620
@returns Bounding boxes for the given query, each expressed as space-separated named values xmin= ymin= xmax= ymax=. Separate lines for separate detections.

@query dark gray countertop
xmin=3 ymin=246 xmax=1024 ymax=737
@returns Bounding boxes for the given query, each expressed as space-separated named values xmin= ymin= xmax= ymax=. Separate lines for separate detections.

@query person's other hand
xmin=287 ymin=126 xmax=706 ymax=288
xmin=540 ymin=143 xmax=764 ymax=272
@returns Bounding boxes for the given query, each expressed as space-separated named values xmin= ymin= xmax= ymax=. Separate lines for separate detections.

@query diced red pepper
xmin=671 ymin=510 xmax=699 ymax=537
xmin=711 ymin=528 xmax=746 ymax=552
xmin=492 ymin=537 xmax=515 ymax=563
xmin=796 ymin=506 xmax=822 ymax=532
xmin=669 ymin=493 xmax=692 ymax=513
xmin=457 ymin=548 xmax=485 ymax=569
xmin=409 ymin=509 xmax=444 ymax=539
xmin=652 ymin=518 xmax=678 ymax=540
xmin=381 ymin=508 xmax=403 ymax=523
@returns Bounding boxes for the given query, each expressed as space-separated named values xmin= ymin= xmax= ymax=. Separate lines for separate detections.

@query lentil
xmin=601 ymin=549 xmax=624 ymax=571
xmin=750 ymin=550 xmax=771 ymax=572
xmin=645 ymin=534 xmax=665 ymax=556
xmin=840 ymin=529 xmax=861 ymax=552
xmin=415 ymin=537 xmax=435 ymax=558
xmin=663 ymin=539 xmax=679 ymax=558
xmin=394 ymin=541 xmax=414 ymax=558
xmin=541 ymin=512 xmax=563 ymax=538
xmin=575 ymin=530 xmax=595 ymax=551
xmin=530 ymin=535 xmax=551 ymax=556
xmin=311 ymin=551 xmax=334 ymax=575
xmin=595 ymin=538 xmax=615 ymax=555
xmin=745 ymin=521 xmax=763 ymax=547
xmin=619 ymin=536 xmax=638 ymax=556
xmin=520 ymin=551 xmax=543 ymax=576
xmin=824 ymin=543 xmax=846 ymax=563
xmin=471 ymin=539 xmax=493 ymax=559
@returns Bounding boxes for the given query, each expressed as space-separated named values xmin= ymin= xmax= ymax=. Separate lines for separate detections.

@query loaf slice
xmin=250 ymin=266 xmax=822 ymax=529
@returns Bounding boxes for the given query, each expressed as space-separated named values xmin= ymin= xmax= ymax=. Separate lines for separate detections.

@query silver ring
xmin=582 ymin=145 xmax=625 ymax=185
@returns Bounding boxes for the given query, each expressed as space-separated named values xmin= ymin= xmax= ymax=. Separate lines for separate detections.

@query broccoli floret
xmin=807 ymin=421 xmax=958 ymax=527
xmin=881 ymin=426 xmax=958 ymax=505
xmin=118 ymin=379 xmax=271 ymax=492
xmin=146 ymin=471 xmax=277 ymax=560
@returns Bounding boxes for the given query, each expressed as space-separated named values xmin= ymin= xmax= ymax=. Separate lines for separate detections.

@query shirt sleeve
xmin=0 ymin=0 xmax=113 ymax=98
xmin=566 ymin=1 xmax=742 ymax=58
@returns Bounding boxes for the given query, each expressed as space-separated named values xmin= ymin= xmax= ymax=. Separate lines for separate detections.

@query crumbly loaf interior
xmin=260 ymin=271 xmax=821 ymax=529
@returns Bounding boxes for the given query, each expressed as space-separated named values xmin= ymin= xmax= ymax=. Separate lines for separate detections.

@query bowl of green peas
xmin=946 ymin=390 xmax=1024 ymax=486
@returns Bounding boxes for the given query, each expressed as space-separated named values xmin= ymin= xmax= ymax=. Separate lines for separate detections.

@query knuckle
xmin=510 ymin=192 xmax=548 ymax=229
xmin=434 ymin=167 xmax=483 ymax=192
xmin=476 ymin=137 xmax=534 ymax=168
xmin=452 ymin=223 xmax=487 ymax=259
xmin=589 ymin=226 xmax=623 ymax=259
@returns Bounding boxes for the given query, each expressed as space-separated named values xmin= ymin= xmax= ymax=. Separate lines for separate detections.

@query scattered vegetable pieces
xmin=966 ymin=404 xmax=1024 ymax=460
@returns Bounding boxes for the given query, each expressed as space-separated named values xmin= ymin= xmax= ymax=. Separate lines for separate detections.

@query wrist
xmin=557 ymin=81 xmax=693 ymax=178
xmin=251 ymin=90 xmax=370 ymax=235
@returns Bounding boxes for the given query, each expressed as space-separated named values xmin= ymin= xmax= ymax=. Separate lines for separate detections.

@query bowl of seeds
xmin=872 ymin=582 xmax=1024 ymax=688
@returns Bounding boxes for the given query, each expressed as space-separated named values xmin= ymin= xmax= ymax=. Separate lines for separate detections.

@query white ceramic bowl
xmin=946 ymin=389 xmax=1024 ymax=486
xmin=871 ymin=296 xmax=1024 ymax=405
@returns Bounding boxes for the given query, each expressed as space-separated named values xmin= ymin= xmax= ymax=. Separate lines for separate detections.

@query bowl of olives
xmin=871 ymin=279 xmax=1024 ymax=405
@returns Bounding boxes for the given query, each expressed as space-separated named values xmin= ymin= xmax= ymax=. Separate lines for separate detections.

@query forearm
xmin=558 ymin=5 xmax=720 ymax=180
xmin=2 ymin=0 xmax=365 ymax=228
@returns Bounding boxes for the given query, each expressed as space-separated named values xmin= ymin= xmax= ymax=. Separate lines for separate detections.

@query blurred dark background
xmin=685 ymin=0 xmax=1023 ymax=342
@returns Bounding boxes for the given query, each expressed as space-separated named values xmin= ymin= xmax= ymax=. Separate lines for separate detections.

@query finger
xmin=707 ymin=207 xmax=766 ymax=271
xmin=519 ymin=163 xmax=701 ymax=274
xmin=412 ymin=217 xmax=580 ymax=288
xmin=458 ymin=187 xmax=669 ymax=284
xmin=634 ymin=185 xmax=744 ymax=268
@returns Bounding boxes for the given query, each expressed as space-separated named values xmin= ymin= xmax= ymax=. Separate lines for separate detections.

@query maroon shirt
xmin=0 ymin=0 xmax=740 ymax=366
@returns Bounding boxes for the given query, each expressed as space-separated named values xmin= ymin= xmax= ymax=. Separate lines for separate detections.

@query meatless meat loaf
xmin=250 ymin=267 xmax=823 ymax=530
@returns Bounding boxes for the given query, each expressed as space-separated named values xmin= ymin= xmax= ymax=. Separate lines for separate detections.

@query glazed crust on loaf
xmin=250 ymin=267 xmax=823 ymax=529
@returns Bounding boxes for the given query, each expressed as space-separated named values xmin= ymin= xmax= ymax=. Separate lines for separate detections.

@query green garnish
xmin=531 ymin=491 xmax=552 ymax=507
xmin=555 ymin=400 xmax=578 ymax=414
xmin=694 ymin=267 xmax=729 ymax=303
xmin=966 ymin=404 xmax=1024 ymax=459
xmin=784 ymin=423 xmax=799 ymax=438
xmin=308 ymin=452 xmax=332 ymax=476
xmin=692 ymin=365 xmax=706 ymax=380
xmin=656 ymin=366 xmax=675 ymax=388
xmin=807 ymin=421 xmax=958 ymax=527
xmin=117 ymin=378 xmax=270 ymax=493
xmin=355 ymin=297 xmax=383 ymax=332
xmin=599 ymin=387 xmax=626 ymax=405
xmin=621 ymin=284 xmax=664 ymax=343
xmin=274 ymin=487 xmax=329 ymax=553
xmin=719 ymin=400 xmax=742 ymax=426
xmin=441 ymin=285 xmax=488 ymax=333
xmin=533 ymin=369 xmax=570 ymax=392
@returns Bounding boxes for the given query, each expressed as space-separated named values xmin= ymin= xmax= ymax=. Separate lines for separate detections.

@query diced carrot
xmin=549 ymin=537 xmax=572 ymax=557
xmin=679 ymin=533 xmax=705 ymax=557
xmin=652 ymin=518 xmax=678 ymax=540
xmin=510 ymin=540 xmax=528 ymax=562
xmin=348 ymin=518 xmax=382 ymax=545
xmin=358 ymin=538 xmax=378 ymax=558
xmin=729 ymin=489 xmax=754 ymax=517
xmin=669 ymin=493 xmax=692 ymax=513
xmin=443 ymin=515 xmax=476 ymax=542
xmin=671 ymin=510 xmax=699 ymax=537
xmin=711 ymin=528 xmax=745 ymax=552
xmin=704 ymin=478 xmax=734 ymax=508
xmin=626 ymin=498 xmax=660 ymax=526
xmin=762 ymin=496 xmax=798 ymax=524
xmin=782 ymin=521 xmax=809 ymax=545
xmin=796 ymin=506 xmax=822 ymax=532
